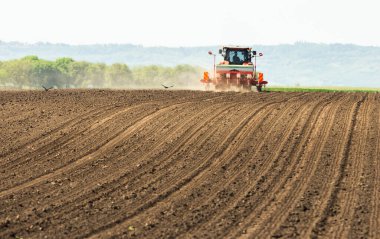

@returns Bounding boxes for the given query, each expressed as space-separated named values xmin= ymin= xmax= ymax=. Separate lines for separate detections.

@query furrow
xmin=247 ymin=93 xmax=347 ymax=238
xmin=85 ymin=99 xmax=272 ymax=238
xmin=86 ymin=93 xmax=308 ymax=238
xmin=0 ymin=103 xmax=157 ymax=191
xmin=350 ymin=94 xmax=380 ymax=238
xmin=0 ymin=101 xmax=193 ymax=198
xmin=172 ymin=93 xmax=320 ymax=239
xmin=0 ymin=96 xmax=233 ymax=236
xmin=370 ymin=94 xmax=380 ymax=237
xmin=0 ymin=103 xmax=151 ymax=182
xmin=10 ymin=101 xmax=234 ymax=224
xmin=205 ymin=93 xmax=333 ymax=239
xmin=331 ymin=94 xmax=370 ymax=238
xmin=310 ymin=94 xmax=366 ymax=237
xmin=0 ymin=104 xmax=114 ymax=160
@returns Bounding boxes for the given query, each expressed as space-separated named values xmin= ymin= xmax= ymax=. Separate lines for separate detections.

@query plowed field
xmin=0 ymin=90 xmax=379 ymax=238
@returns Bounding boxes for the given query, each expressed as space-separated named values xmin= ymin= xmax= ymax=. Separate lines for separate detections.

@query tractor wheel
xmin=256 ymin=85 xmax=263 ymax=92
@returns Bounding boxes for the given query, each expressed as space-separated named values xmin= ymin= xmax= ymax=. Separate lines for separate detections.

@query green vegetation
xmin=0 ymin=56 xmax=203 ymax=89
xmin=266 ymin=86 xmax=380 ymax=93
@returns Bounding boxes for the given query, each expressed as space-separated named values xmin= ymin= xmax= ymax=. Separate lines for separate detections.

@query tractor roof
xmin=222 ymin=45 xmax=251 ymax=50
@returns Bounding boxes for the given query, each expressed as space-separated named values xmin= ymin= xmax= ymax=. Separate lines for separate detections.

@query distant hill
xmin=1 ymin=41 xmax=379 ymax=87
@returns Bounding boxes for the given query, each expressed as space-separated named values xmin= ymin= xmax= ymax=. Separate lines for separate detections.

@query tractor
xmin=201 ymin=46 xmax=267 ymax=92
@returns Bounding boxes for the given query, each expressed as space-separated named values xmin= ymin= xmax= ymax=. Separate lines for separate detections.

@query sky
xmin=0 ymin=0 xmax=379 ymax=47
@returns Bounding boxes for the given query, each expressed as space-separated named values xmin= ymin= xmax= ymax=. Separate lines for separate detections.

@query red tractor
xmin=201 ymin=46 xmax=267 ymax=92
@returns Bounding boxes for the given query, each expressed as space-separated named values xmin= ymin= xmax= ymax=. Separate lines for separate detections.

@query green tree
xmin=68 ymin=61 xmax=90 ymax=87
xmin=3 ymin=59 xmax=32 ymax=88
xmin=55 ymin=57 xmax=75 ymax=87
xmin=16 ymin=56 xmax=65 ymax=88
xmin=105 ymin=63 xmax=133 ymax=88
xmin=85 ymin=63 xmax=106 ymax=88
xmin=0 ymin=61 xmax=8 ymax=87
xmin=31 ymin=60 xmax=65 ymax=88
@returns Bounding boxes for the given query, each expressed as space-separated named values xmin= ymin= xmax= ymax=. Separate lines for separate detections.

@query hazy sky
xmin=1 ymin=0 xmax=379 ymax=46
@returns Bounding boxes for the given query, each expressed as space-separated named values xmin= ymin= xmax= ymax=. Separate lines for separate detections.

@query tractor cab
xmin=219 ymin=46 xmax=254 ymax=65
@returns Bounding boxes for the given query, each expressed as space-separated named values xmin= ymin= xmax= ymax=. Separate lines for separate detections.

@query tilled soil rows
xmin=0 ymin=90 xmax=379 ymax=238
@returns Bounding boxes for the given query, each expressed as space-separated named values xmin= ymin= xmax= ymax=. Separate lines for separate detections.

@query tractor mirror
xmin=252 ymin=51 xmax=257 ymax=56
xmin=219 ymin=49 xmax=223 ymax=54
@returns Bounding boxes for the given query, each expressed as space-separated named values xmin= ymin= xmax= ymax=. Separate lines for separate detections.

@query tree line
xmin=0 ymin=56 xmax=204 ymax=89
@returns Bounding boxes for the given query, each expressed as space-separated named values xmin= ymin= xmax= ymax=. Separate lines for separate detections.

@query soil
xmin=0 ymin=89 xmax=379 ymax=238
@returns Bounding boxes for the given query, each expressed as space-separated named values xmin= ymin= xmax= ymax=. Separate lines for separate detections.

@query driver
xmin=232 ymin=52 xmax=240 ymax=63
